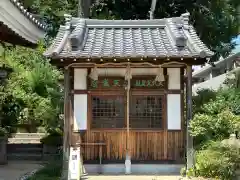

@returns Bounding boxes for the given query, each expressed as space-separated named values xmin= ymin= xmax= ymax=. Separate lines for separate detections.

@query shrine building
xmin=44 ymin=13 xmax=213 ymax=176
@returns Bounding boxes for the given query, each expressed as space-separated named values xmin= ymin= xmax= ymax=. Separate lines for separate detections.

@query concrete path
xmin=87 ymin=175 xmax=183 ymax=180
xmin=0 ymin=161 xmax=43 ymax=180
xmin=86 ymin=176 xmax=207 ymax=180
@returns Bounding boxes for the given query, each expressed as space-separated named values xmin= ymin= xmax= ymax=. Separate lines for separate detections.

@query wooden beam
xmin=186 ymin=65 xmax=194 ymax=170
xmin=49 ymin=58 xmax=207 ymax=67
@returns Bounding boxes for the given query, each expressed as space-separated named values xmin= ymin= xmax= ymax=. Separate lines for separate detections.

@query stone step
xmin=7 ymin=144 xmax=43 ymax=154
xmin=7 ymin=153 xmax=43 ymax=161
xmin=8 ymin=138 xmax=41 ymax=144
xmin=9 ymin=133 xmax=46 ymax=139
xmin=7 ymin=143 xmax=43 ymax=148
xmin=8 ymin=147 xmax=43 ymax=154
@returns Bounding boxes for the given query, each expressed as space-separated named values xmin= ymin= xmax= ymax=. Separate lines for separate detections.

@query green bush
xmin=27 ymin=160 xmax=62 ymax=180
xmin=190 ymin=109 xmax=240 ymax=148
xmin=40 ymin=128 xmax=63 ymax=146
xmin=0 ymin=127 xmax=7 ymax=136
xmin=193 ymin=89 xmax=217 ymax=114
xmin=192 ymin=141 xmax=240 ymax=180
xmin=37 ymin=126 xmax=47 ymax=133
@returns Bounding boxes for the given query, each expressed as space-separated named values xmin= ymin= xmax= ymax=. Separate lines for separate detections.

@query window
xmin=130 ymin=95 xmax=163 ymax=128
xmin=91 ymin=95 xmax=125 ymax=128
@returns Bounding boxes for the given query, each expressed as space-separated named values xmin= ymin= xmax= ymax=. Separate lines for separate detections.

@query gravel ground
xmin=0 ymin=161 xmax=43 ymax=180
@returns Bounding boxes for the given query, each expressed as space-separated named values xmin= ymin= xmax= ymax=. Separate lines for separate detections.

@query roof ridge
xmin=9 ymin=0 xmax=46 ymax=30
xmin=44 ymin=13 xmax=214 ymax=61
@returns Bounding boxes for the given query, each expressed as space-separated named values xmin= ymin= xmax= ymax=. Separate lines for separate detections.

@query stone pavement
xmin=0 ymin=161 xmax=43 ymax=180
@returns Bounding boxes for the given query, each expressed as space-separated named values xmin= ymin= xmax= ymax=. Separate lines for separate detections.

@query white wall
xmin=167 ymin=68 xmax=181 ymax=89
xmin=167 ymin=94 xmax=181 ymax=130
xmin=74 ymin=69 xmax=88 ymax=131
xmin=73 ymin=94 xmax=88 ymax=131
xmin=74 ymin=69 xmax=88 ymax=90
xmin=167 ymin=68 xmax=181 ymax=130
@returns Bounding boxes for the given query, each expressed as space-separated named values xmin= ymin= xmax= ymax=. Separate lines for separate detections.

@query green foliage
xmin=40 ymin=128 xmax=63 ymax=146
xmin=189 ymin=72 xmax=240 ymax=179
xmin=193 ymin=141 xmax=240 ymax=180
xmin=27 ymin=160 xmax=62 ymax=180
xmin=193 ymin=89 xmax=217 ymax=114
xmin=191 ymin=108 xmax=240 ymax=147
xmin=190 ymin=72 xmax=240 ymax=147
xmin=0 ymin=45 xmax=63 ymax=132
xmin=180 ymin=167 xmax=187 ymax=176
xmin=0 ymin=127 xmax=7 ymax=136
xmin=22 ymin=0 xmax=240 ymax=60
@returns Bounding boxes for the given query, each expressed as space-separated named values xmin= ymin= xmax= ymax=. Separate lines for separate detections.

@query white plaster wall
xmin=167 ymin=68 xmax=181 ymax=89
xmin=73 ymin=94 xmax=88 ymax=131
xmin=74 ymin=69 xmax=88 ymax=90
xmin=167 ymin=94 xmax=181 ymax=130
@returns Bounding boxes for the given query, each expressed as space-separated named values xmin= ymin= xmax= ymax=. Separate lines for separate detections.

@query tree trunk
xmin=78 ymin=0 xmax=91 ymax=18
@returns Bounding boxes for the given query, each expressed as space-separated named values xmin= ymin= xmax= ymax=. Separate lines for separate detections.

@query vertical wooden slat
xmin=78 ymin=130 xmax=184 ymax=162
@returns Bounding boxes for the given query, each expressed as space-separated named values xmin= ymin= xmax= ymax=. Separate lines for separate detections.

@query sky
xmin=232 ymin=35 xmax=240 ymax=45
xmin=232 ymin=35 xmax=240 ymax=53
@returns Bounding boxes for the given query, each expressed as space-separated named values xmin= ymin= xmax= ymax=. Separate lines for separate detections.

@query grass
xmin=27 ymin=160 xmax=62 ymax=180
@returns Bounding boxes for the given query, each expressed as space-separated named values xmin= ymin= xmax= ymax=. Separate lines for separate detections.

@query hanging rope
xmin=155 ymin=65 xmax=165 ymax=82
xmin=124 ymin=64 xmax=132 ymax=81
xmin=88 ymin=66 xmax=98 ymax=80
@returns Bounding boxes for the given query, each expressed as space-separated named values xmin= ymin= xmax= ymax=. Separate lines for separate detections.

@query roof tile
xmin=44 ymin=14 xmax=214 ymax=59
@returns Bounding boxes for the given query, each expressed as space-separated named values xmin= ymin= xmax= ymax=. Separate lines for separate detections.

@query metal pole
xmin=186 ymin=65 xmax=194 ymax=170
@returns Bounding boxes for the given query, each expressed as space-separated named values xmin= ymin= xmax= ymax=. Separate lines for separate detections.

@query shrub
xmin=190 ymin=109 xmax=240 ymax=148
xmin=0 ymin=127 xmax=7 ymax=137
xmin=193 ymin=89 xmax=217 ymax=114
xmin=37 ymin=126 xmax=47 ymax=133
xmin=40 ymin=128 xmax=62 ymax=146
xmin=193 ymin=141 xmax=240 ymax=180
xmin=27 ymin=160 xmax=62 ymax=180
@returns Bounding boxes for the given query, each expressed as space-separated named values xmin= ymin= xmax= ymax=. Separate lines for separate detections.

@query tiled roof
xmin=0 ymin=0 xmax=46 ymax=46
xmin=44 ymin=13 xmax=213 ymax=60
xmin=10 ymin=0 xmax=46 ymax=30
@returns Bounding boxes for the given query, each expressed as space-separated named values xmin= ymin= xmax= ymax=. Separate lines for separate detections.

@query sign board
xmin=68 ymin=147 xmax=81 ymax=180
xmin=88 ymin=76 xmax=165 ymax=90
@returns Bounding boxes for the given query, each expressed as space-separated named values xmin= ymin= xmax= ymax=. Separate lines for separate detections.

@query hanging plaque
xmin=88 ymin=76 xmax=165 ymax=90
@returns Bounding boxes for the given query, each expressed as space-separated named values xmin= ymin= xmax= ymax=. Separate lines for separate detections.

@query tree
xmin=0 ymin=43 xmax=63 ymax=132
xmin=22 ymin=0 xmax=239 ymax=61
xmin=190 ymin=70 xmax=240 ymax=147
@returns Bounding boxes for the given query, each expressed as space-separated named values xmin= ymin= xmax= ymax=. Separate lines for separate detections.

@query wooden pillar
xmin=62 ymin=68 xmax=70 ymax=179
xmin=125 ymin=64 xmax=131 ymax=174
xmin=186 ymin=65 xmax=194 ymax=170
